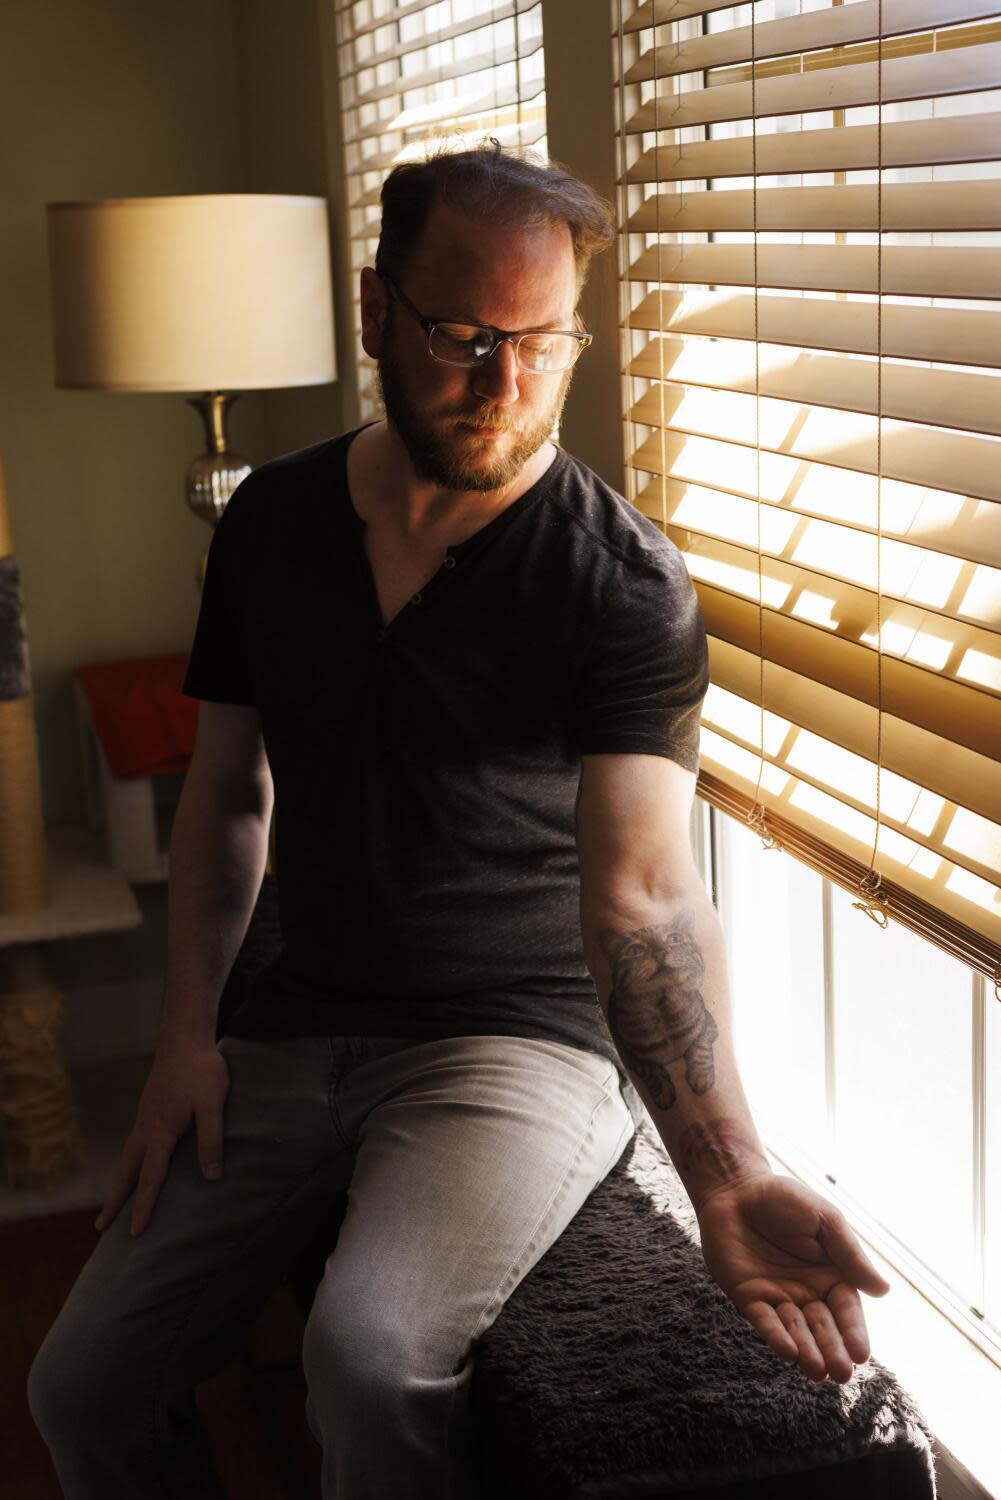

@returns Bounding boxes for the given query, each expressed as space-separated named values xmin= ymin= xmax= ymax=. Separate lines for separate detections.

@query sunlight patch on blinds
xmin=334 ymin=0 xmax=548 ymax=417
xmin=613 ymin=0 xmax=1001 ymax=976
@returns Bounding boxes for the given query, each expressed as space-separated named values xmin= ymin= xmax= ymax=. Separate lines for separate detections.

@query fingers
xmin=743 ymin=1300 xmax=798 ymax=1364
xmin=129 ymin=1137 xmax=176 ymax=1237
xmin=827 ymin=1281 xmax=873 ymax=1365
xmin=774 ymin=1302 xmax=829 ymax=1382
xmin=802 ymin=1301 xmax=855 ymax=1383
xmin=95 ymin=1119 xmax=221 ymax=1239
xmin=818 ymin=1211 xmax=892 ymax=1297
xmin=742 ymin=1284 xmax=865 ymax=1383
xmin=94 ymin=1134 xmax=144 ymax=1233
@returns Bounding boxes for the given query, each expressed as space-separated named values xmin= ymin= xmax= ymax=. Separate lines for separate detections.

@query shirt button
xmin=411 ymin=591 xmax=423 ymax=605
xmin=376 ymin=628 xmax=387 ymax=642
xmin=443 ymin=556 xmax=456 ymax=570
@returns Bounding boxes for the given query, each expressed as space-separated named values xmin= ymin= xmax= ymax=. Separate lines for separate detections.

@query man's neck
xmin=348 ymin=420 xmax=555 ymax=546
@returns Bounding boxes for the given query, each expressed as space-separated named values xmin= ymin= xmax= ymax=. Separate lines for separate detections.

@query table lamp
xmin=45 ymin=193 xmax=337 ymax=557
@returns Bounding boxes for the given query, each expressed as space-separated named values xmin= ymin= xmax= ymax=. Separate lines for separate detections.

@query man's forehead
xmin=404 ymin=200 xmax=576 ymax=318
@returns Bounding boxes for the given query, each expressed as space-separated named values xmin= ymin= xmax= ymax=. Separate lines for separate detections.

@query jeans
xmin=28 ymin=1031 xmax=635 ymax=1499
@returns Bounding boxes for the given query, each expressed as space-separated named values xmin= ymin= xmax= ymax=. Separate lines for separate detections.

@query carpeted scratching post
xmin=0 ymin=454 xmax=82 ymax=1186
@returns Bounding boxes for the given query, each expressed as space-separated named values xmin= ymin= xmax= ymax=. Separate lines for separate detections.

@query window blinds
xmin=614 ymin=0 xmax=1001 ymax=979
xmin=333 ymin=0 xmax=548 ymax=417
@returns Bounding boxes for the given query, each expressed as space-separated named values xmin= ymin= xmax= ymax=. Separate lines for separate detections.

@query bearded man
xmin=29 ymin=144 xmax=889 ymax=1500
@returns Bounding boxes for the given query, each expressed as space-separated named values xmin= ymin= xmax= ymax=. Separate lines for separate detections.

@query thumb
xmin=195 ymin=1104 xmax=224 ymax=1181
xmin=819 ymin=1211 xmax=891 ymax=1296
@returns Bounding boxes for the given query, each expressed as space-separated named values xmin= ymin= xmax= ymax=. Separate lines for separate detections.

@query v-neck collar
xmin=328 ymin=424 xmax=567 ymax=568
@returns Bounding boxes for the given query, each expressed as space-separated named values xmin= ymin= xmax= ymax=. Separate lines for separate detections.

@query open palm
xmin=696 ymin=1173 xmax=891 ymax=1384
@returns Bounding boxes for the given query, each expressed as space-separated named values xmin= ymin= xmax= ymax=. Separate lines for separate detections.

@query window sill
xmin=763 ymin=1141 xmax=1000 ymax=1500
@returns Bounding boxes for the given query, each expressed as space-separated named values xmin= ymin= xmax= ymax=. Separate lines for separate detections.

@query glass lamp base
xmin=185 ymin=392 xmax=252 ymax=528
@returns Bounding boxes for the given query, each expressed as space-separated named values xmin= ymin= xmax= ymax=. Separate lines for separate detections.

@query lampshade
xmin=45 ymin=193 xmax=336 ymax=393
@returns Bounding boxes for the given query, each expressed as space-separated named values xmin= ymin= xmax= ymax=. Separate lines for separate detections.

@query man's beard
xmin=376 ymin=321 xmax=573 ymax=493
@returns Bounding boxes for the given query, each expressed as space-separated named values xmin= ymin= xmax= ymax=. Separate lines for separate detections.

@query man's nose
xmin=471 ymin=338 xmax=521 ymax=405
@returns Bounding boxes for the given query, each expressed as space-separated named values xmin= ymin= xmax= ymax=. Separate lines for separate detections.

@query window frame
xmin=704 ymin=798 xmax=1001 ymax=1369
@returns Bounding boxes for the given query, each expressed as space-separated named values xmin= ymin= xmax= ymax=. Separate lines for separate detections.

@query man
xmin=29 ymin=145 xmax=889 ymax=1499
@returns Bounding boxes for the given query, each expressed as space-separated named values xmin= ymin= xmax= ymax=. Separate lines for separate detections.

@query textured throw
xmin=471 ymin=1123 xmax=937 ymax=1498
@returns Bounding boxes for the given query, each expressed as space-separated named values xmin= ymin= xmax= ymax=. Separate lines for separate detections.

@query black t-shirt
xmin=181 ymin=427 xmax=710 ymax=1125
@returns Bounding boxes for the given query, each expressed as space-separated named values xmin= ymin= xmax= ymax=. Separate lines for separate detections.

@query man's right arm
xmin=95 ymin=702 xmax=274 ymax=1237
xmin=159 ymin=701 xmax=274 ymax=1049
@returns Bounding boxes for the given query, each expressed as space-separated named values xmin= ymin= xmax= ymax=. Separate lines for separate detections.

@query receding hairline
xmin=404 ymin=200 xmax=577 ymax=288
xmin=374 ymin=143 xmax=616 ymax=294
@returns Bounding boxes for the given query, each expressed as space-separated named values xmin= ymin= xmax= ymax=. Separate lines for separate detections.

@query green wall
xmin=0 ymin=0 xmax=345 ymax=830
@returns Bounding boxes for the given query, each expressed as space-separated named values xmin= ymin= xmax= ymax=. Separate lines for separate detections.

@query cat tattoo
xmin=600 ymin=921 xmax=718 ymax=1112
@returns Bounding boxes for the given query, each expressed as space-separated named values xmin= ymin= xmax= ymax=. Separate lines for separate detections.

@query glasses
xmin=379 ymin=272 xmax=592 ymax=375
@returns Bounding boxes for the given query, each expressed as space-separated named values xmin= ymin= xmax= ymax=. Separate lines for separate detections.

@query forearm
xmin=160 ymin=769 xmax=273 ymax=1049
xmin=582 ymin=887 xmax=771 ymax=1212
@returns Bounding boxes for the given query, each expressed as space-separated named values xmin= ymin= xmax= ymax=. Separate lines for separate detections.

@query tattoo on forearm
xmin=600 ymin=920 xmax=718 ymax=1112
xmin=679 ymin=1118 xmax=755 ymax=1184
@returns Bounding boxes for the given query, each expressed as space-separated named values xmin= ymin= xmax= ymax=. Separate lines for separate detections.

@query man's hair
xmin=374 ymin=140 xmax=616 ymax=296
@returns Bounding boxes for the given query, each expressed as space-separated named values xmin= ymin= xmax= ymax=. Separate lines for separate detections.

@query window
xmin=612 ymin=0 xmax=1001 ymax=983
xmin=714 ymin=803 xmax=1001 ymax=1356
xmin=333 ymin=0 xmax=548 ymax=417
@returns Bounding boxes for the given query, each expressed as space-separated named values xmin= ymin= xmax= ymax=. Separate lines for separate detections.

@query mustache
xmin=452 ymin=408 xmax=518 ymax=431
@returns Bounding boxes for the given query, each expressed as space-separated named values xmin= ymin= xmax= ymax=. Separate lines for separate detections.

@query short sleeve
xmin=181 ymin=478 xmax=257 ymax=706
xmin=570 ymin=545 xmax=710 ymax=772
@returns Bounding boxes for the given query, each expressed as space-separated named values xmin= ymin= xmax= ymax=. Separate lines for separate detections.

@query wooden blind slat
xmin=704 ymin=635 xmax=1001 ymax=828
xmin=341 ymin=79 xmax=545 ymax=146
xmin=622 ymin=0 xmax=750 ymax=31
xmin=627 ymin=336 xmax=1001 ymax=438
xmin=696 ymin=768 xmax=1001 ymax=978
xmin=692 ymin=580 xmax=1001 ymax=761
xmin=627 ymin=242 xmax=1001 ymax=300
xmin=625 ymin=113 xmax=1001 ymax=181
xmin=623 ymin=40 xmax=1001 ymax=132
xmin=628 ymin=409 xmax=1001 ymax=504
xmin=620 ymin=0 xmax=1001 ymax=29
xmin=664 ymin=520 xmax=1001 ymax=643
xmin=349 ymin=36 xmax=543 ymax=109
xmin=626 ymin=180 xmax=1001 ymax=234
xmin=626 ymin=289 xmax=1001 ymax=372
xmin=338 ymin=0 xmax=537 ymax=72
xmin=625 ymin=0 xmax=1001 ymax=82
xmin=635 ymin=467 xmax=1001 ymax=572
xmin=701 ymin=712 xmax=1000 ymax=889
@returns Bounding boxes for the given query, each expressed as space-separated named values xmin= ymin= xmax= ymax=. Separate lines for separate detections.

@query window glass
xmin=716 ymin=811 xmax=828 ymax=1165
xmin=830 ymin=884 xmax=977 ymax=1302
xmin=985 ymin=989 xmax=1001 ymax=1331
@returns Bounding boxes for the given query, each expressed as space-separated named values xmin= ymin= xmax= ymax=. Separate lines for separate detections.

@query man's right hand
xmin=95 ymin=1039 xmax=231 ymax=1237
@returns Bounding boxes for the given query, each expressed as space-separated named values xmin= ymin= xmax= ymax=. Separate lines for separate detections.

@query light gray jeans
xmin=28 ymin=1031 xmax=635 ymax=1499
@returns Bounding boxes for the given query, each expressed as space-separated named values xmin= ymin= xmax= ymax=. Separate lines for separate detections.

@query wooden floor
xmin=4 ymin=1208 xmax=322 ymax=1500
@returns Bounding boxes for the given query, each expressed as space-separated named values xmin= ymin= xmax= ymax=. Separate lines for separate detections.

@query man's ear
xmin=359 ymin=267 xmax=388 ymax=358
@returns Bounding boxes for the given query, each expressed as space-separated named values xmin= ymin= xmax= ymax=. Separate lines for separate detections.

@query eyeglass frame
xmin=377 ymin=271 xmax=593 ymax=374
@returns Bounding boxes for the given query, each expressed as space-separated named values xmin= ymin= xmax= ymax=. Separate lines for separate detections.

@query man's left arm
xmin=576 ymin=752 xmax=890 ymax=1384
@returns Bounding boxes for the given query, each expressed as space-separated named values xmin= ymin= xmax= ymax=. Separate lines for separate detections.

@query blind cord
xmin=853 ymin=0 xmax=890 ymax=929
xmin=745 ymin=0 xmax=783 ymax=856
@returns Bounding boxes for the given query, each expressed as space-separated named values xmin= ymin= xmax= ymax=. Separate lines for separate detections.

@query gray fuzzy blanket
xmin=471 ymin=1123 xmax=937 ymax=1498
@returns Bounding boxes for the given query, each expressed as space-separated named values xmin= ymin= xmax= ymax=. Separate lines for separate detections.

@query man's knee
xmin=28 ymin=1320 xmax=102 ymax=1447
xmin=301 ymin=1276 xmax=461 ymax=1413
xmin=28 ymin=1295 xmax=143 ymax=1452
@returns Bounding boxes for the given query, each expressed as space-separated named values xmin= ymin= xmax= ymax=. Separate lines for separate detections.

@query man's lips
xmin=456 ymin=417 xmax=512 ymax=439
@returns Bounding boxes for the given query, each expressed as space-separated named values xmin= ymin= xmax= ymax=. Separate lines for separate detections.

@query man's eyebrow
xmin=442 ymin=312 xmax=577 ymax=331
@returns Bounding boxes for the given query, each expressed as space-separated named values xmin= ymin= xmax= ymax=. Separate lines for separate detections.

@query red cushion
xmin=74 ymin=654 xmax=198 ymax=779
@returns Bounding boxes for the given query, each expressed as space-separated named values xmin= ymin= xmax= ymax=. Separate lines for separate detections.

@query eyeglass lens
xmin=428 ymin=323 xmax=582 ymax=373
